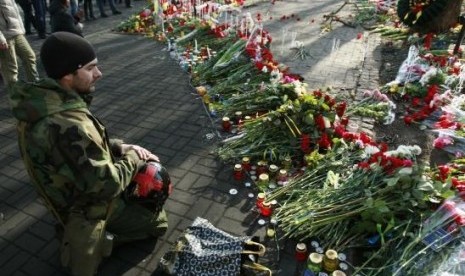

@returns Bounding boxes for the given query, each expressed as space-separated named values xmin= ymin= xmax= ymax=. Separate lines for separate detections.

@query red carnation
xmin=300 ymin=133 xmax=311 ymax=153
xmin=318 ymin=133 xmax=331 ymax=149
xmin=315 ymin=114 xmax=326 ymax=130
xmin=336 ymin=102 xmax=347 ymax=117
xmin=404 ymin=116 xmax=413 ymax=125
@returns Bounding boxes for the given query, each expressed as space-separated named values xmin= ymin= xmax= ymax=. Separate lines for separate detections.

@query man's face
xmin=70 ymin=59 xmax=102 ymax=94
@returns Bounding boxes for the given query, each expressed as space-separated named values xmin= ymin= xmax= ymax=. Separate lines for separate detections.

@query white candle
xmin=161 ymin=19 xmax=164 ymax=33
xmin=194 ymin=39 xmax=198 ymax=52
xmin=207 ymin=46 xmax=211 ymax=58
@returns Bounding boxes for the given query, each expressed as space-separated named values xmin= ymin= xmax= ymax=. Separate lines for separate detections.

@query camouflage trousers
xmin=60 ymin=197 xmax=168 ymax=275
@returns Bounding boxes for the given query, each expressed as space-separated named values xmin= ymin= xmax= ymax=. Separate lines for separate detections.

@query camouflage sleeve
xmin=109 ymin=138 xmax=124 ymax=157
xmin=52 ymin=111 xmax=144 ymax=201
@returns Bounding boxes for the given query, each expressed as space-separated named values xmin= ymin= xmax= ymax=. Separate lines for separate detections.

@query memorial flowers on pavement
xmin=118 ymin=1 xmax=465 ymax=274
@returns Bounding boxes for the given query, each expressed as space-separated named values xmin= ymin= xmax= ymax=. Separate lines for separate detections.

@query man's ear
xmin=58 ymin=73 xmax=74 ymax=89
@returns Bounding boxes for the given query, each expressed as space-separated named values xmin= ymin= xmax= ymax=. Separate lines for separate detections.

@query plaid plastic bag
xmin=158 ymin=217 xmax=261 ymax=275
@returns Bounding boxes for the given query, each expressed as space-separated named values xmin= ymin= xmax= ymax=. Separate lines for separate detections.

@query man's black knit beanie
xmin=40 ymin=32 xmax=96 ymax=79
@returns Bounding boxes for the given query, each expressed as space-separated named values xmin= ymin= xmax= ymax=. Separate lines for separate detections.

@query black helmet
xmin=125 ymin=161 xmax=172 ymax=213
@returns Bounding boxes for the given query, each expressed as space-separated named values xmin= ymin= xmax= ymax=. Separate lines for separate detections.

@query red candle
xmin=233 ymin=164 xmax=244 ymax=181
xmin=222 ymin=117 xmax=232 ymax=132
xmin=295 ymin=243 xmax=308 ymax=262
xmin=260 ymin=202 xmax=272 ymax=217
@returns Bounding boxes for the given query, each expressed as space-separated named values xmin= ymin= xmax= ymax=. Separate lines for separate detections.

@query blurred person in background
xmin=15 ymin=0 xmax=37 ymax=35
xmin=0 ymin=0 xmax=39 ymax=88
xmin=96 ymin=0 xmax=120 ymax=18
xmin=49 ymin=0 xmax=83 ymax=36
xmin=31 ymin=0 xmax=47 ymax=38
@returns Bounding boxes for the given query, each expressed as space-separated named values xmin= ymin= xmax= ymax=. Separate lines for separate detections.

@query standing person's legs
xmin=125 ymin=0 xmax=131 ymax=8
xmin=69 ymin=0 xmax=78 ymax=16
xmin=31 ymin=0 xmax=47 ymax=38
xmin=16 ymin=0 xmax=35 ymax=34
xmin=83 ymin=0 xmax=90 ymax=20
xmin=14 ymin=35 xmax=39 ymax=82
xmin=0 ymin=38 xmax=19 ymax=87
xmin=96 ymin=0 xmax=108 ymax=17
xmin=107 ymin=0 xmax=121 ymax=14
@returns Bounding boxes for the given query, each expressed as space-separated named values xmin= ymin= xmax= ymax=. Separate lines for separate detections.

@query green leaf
xmin=365 ymin=197 xmax=374 ymax=208
xmin=385 ymin=176 xmax=400 ymax=187
xmin=377 ymin=205 xmax=390 ymax=213
xmin=411 ymin=189 xmax=424 ymax=200
xmin=326 ymin=170 xmax=339 ymax=188
xmin=439 ymin=189 xmax=456 ymax=200
xmin=402 ymin=192 xmax=411 ymax=200
xmin=417 ymin=180 xmax=435 ymax=191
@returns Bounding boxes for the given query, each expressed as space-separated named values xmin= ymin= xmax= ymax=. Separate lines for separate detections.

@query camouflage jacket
xmin=8 ymin=78 xmax=145 ymax=221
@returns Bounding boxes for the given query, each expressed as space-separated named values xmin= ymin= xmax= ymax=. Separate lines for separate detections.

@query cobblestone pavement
xmin=0 ymin=1 xmax=382 ymax=275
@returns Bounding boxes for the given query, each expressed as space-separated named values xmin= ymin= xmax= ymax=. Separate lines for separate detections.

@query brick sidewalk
xmin=0 ymin=1 xmax=381 ymax=275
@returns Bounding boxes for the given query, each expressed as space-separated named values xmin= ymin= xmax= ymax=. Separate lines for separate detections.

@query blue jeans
xmin=0 ymin=35 xmax=39 ymax=87
xmin=70 ymin=0 xmax=79 ymax=16
xmin=96 ymin=0 xmax=118 ymax=15
xmin=31 ymin=0 xmax=47 ymax=35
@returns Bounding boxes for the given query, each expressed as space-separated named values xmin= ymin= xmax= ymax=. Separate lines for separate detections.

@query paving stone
xmin=38 ymin=238 xmax=60 ymax=261
xmin=0 ymin=210 xmax=30 ymax=237
xmin=18 ymin=256 xmax=56 ymax=276
xmin=163 ymin=199 xmax=190 ymax=217
xmin=14 ymin=232 xmax=48 ymax=254
xmin=21 ymin=200 xmax=48 ymax=220
xmin=28 ymin=220 xmax=56 ymax=242
xmin=1 ymin=250 xmax=31 ymax=276
xmin=0 ymin=242 xmax=19 ymax=267
xmin=191 ymin=175 xmax=214 ymax=191
xmin=184 ymin=197 xmax=213 ymax=220
xmin=173 ymin=171 xmax=199 ymax=191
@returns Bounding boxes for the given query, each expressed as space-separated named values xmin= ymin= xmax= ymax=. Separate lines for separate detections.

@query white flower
xmin=419 ymin=67 xmax=439 ymax=86
xmin=398 ymin=167 xmax=413 ymax=176
xmin=364 ymin=144 xmax=380 ymax=155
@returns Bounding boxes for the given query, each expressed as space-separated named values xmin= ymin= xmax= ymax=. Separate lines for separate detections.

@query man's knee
xmin=150 ymin=209 xmax=168 ymax=237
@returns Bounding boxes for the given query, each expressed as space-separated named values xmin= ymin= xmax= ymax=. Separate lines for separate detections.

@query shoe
xmin=101 ymin=13 xmax=108 ymax=18
xmin=112 ymin=10 xmax=122 ymax=15
xmin=126 ymin=5 xmax=133 ymax=8
xmin=25 ymin=31 xmax=32 ymax=35
xmin=39 ymin=33 xmax=46 ymax=39
xmin=91 ymin=16 xmax=97 ymax=20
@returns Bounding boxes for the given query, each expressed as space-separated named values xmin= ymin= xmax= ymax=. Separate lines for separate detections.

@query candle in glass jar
xmin=268 ymin=164 xmax=278 ymax=181
xmin=295 ymin=243 xmax=308 ymax=262
xmin=222 ymin=117 xmax=231 ymax=132
xmin=256 ymin=192 xmax=265 ymax=208
xmin=277 ymin=169 xmax=288 ymax=182
xmin=260 ymin=201 xmax=272 ymax=217
xmin=258 ymin=173 xmax=269 ymax=190
xmin=282 ymin=156 xmax=292 ymax=170
xmin=256 ymin=160 xmax=268 ymax=175
xmin=323 ymin=249 xmax=339 ymax=273
xmin=242 ymin=157 xmax=251 ymax=171
xmin=233 ymin=164 xmax=244 ymax=181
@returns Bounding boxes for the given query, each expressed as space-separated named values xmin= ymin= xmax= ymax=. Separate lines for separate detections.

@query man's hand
xmin=121 ymin=144 xmax=160 ymax=162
